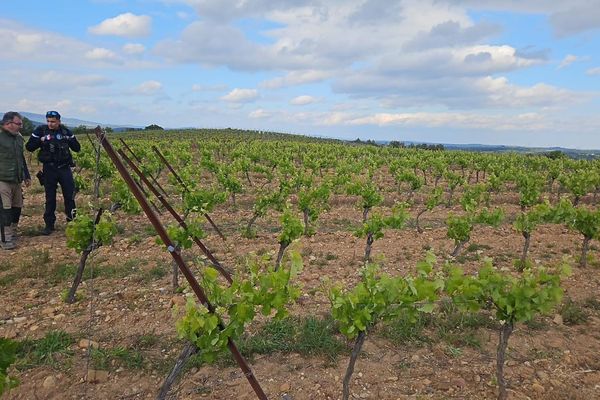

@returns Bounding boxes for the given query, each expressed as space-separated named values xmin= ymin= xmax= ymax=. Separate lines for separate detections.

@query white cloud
xmin=442 ymin=1 xmax=600 ymax=37
xmin=260 ymin=70 xmax=332 ymax=89
xmin=558 ymin=54 xmax=578 ymax=69
xmin=472 ymin=76 xmax=580 ymax=108
xmin=170 ymin=0 xmax=312 ymax=22
xmin=0 ymin=19 xmax=89 ymax=62
xmin=134 ymin=80 xmax=163 ymax=95
xmin=306 ymin=109 xmax=569 ymax=133
xmin=221 ymin=88 xmax=259 ymax=103
xmin=154 ymin=1 xmax=475 ymax=71
xmin=249 ymin=109 xmax=271 ymax=118
xmin=37 ymin=71 xmax=111 ymax=87
xmin=85 ymin=47 xmax=120 ymax=63
xmin=550 ymin=3 xmax=600 ymax=37
xmin=290 ymin=95 xmax=317 ymax=105
xmin=78 ymin=105 xmax=97 ymax=114
xmin=154 ymin=21 xmax=267 ymax=69
xmin=123 ymin=43 xmax=146 ymax=55
xmin=191 ymin=83 xmax=228 ymax=91
xmin=89 ymin=13 xmax=152 ymax=38
xmin=587 ymin=67 xmax=600 ymax=76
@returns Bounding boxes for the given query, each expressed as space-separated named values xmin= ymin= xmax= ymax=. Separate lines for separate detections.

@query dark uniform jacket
xmin=0 ymin=128 xmax=30 ymax=183
xmin=26 ymin=125 xmax=81 ymax=167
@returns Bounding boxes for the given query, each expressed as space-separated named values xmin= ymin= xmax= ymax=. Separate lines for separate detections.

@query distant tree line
xmin=350 ymin=138 xmax=380 ymax=146
xmin=389 ymin=140 xmax=445 ymax=151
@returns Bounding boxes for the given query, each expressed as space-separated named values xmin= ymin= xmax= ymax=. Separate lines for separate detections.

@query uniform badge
xmin=57 ymin=134 xmax=62 ymax=140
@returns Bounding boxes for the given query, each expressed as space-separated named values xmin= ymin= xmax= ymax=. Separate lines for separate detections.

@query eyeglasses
xmin=46 ymin=111 xmax=60 ymax=118
xmin=8 ymin=121 xmax=23 ymax=126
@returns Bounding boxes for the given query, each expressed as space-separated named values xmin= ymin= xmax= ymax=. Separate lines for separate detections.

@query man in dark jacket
xmin=26 ymin=111 xmax=80 ymax=235
xmin=0 ymin=111 xmax=31 ymax=249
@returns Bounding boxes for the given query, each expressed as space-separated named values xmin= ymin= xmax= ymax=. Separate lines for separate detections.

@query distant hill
xmin=375 ymin=140 xmax=600 ymax=160
xmin=17 ymin=112 xmax=142 ymax=132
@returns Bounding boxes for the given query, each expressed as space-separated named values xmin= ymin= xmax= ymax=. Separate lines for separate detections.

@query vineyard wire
xmin=82 ymin=128 xmax=103 ymax=398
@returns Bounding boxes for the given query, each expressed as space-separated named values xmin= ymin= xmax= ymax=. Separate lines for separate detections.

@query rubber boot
xmin=1 ymin=209 xmax=15 ymax=250
xmin=1 ymin=224 xmax=15 ymax=251
xmin=10 ymin=208 xmax=21 ymax=243
xmin=9 ymin=223 xmax=18 ymax=244
xmin=41 ymin=225 xmax=55 ymax=236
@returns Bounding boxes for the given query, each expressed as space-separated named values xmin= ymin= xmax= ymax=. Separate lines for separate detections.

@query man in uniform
xmin=0 ymin=111 xmax=31 ymax=249
xmin=26 ymin=111 xmax=80 ymax=235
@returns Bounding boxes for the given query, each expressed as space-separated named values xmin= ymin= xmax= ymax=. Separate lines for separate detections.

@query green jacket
xmin=0 ymin=128 xmax=28 ymax=183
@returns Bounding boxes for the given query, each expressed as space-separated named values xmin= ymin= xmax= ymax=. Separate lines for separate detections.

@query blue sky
xmin=1 ymin=0 xmax=600 ymax=148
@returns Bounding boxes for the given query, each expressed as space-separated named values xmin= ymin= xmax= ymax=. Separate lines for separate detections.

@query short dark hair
xmin=2 ymin=111 xmax=22 ymax=125
xmin=46 ymin=111 xmax=61 ymax=119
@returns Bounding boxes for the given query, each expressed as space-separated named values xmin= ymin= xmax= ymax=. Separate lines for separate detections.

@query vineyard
xmin=1 ymin=128 xmax=600 ymax=400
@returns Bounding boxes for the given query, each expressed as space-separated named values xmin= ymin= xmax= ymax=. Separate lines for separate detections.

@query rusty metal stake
xmin=117 ymin=148 xmax=233 ymax=284
xmin=119 ymin=138 xmax=169 ymax=197
xmin=151 ymin=144 xmax=227 ymax=241
xmin=94 ymin=127 xmax=267 ymax=399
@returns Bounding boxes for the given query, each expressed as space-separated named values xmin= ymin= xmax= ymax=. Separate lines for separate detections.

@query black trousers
xmin=43 ymin=164 xmax=76 ymax=227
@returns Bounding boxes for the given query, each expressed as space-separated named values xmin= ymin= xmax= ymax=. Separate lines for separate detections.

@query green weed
xmin=16 ymin=330 xmax=74 ymax=369
xmin=560 ymin=298 xmax=589 ymax=325
xmin=90 ymin=347 xmax=144 ymax=370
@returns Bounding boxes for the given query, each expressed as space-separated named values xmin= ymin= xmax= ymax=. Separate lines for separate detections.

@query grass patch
xmin=16 ymin=330 xmax=74 ymax=369
xmin=445 ymin=345 xmax=463 ymax=358
xmin=325 ymin=253 xmax=338 ymax=261
xmin=90 ymin=347 xmax=145 ymax=370
xmin=560 ymin=298 xmax=589 ymax=326
xmin=190 ymin=316 xmax=346 ymax=368
xmin=454 ymin=253 xmax=481 ymax=264
xmin=142 ymin=265 xmax=167 ymax=282
xmin=0 ymin=250 xmax=55 ymax=286
xmin=584 ymin=297 xmax=600 ymax=311
xmin=242 ymin=318 xmax=296 ymax=354
xmin=47 ymin=263 xmax=99 ymax=283
xmin=31 ymin=249 xmax=52 ymax=266
xmin=134 ymin=333 xmax=161 ymax=349
xmin=243 ymin=316 xmax=345 ymax=361
xmin=0 ymin=260 xmax=17 ymax=273
xmin=293 ymin=316 xmax=346 ymax=361
xmin=466 ymin=243 xmax=492 ymax=252
xmin=0 ymin=274 xmax=18 ymax=287
xmin=425 ymin=300 xmax=496 ymax=349
xmin=381 ymin=312 xmax=431 ymax=346
xmin=524 ymin=317 xmax=548 ymax=330
xmin=47 ymin=260 xmax=134 ymax=284
xmin=128 ymin=233 xmax=143 ymax=245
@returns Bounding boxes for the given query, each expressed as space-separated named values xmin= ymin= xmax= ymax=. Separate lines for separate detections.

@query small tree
xmin=65 ymin=210 xmax=117 ymax=303
xmin=354 ymin=202 xmax=409 ymax=263
xmin=145 ymin=124 xmax=164 ymax=130
xmin=551 ymin=199 xmax=600 ymax=267
xmin=446 ymin=261 xmax=568 ymax=400
xmin=415 ymin=187 xmax=443 ymax=233
xmin=513 ymin=202 xmax=552 ymax=271
xmin=447 ymin=186 xmax=503 ymax=256
xmin=347 ymin=180 xmax=384 ymax=222
xmin=275 ymin=206 xmax=304 ymax=270
xmin=298 ymin=182 xmax=331 ymax=236
xmin=329 ymin=253 xmax=443 ymax=400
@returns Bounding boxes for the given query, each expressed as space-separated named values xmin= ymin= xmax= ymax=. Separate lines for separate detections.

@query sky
xmin=1 ymin=0 xmax=600 ymax=149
